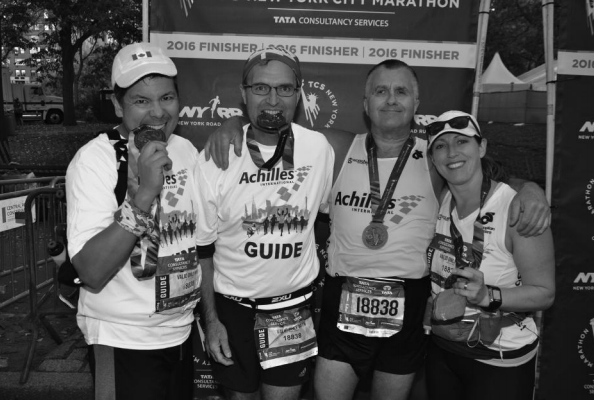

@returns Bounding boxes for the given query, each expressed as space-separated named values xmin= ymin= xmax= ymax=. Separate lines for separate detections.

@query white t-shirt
xmin=66 ymin=132 xmax=202 ymax=350
xmin=196 ymin=123 xmax=334 ymax=298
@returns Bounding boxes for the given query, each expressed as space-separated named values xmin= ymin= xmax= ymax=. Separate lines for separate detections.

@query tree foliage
xmin=2 ymin=0 xmax=142 ymax=125
xmin=485 ymin=0 xmax=558 ymax=76
xmin=0 ymin=1 xmax=42 ymax=63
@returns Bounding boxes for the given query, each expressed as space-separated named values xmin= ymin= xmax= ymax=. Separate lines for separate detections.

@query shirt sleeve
xmin=194 ymin=154 xmax=219 ymax=246
xmin=66 ymin=137 xmax=119 ymax=258
xmin=318 ymin=141 xmax=335 ymax=215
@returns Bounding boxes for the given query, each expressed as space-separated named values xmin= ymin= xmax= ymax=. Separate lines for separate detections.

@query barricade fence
xmin=0 ymin=177 xmax=65 ymax=310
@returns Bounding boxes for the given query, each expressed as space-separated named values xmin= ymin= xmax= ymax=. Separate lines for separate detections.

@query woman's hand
xmin=452 ymin=267 xmax=490 ymax=308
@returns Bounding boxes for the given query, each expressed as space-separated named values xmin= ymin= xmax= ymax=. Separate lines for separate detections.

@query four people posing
xmin=66 ymin=41 xmax=553 ymax=400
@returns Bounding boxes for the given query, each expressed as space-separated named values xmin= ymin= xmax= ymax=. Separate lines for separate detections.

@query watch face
xmin=492 ymin=287 xmax=502 ymax=302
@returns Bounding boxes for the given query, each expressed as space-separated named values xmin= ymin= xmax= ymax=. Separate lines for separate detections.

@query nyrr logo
xmin=577 ymin=319 xmax=594 ymax=368
xmin=579 ymin=121 xmax=594 ymax=139
xmin=178 ymin=95 xmax=242 ymax=127
xmin=573 ymin=270 xmax=594 ymax=291
xmin=580 ymin=121 xmax=594 ymax=132
xmin=300 ymin=81 xmax=339 ymax=129
xmin=575 ymin=273 xmax=594 ymax=284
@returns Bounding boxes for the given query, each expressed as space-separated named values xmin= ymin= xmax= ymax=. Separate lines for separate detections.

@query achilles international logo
xmin=179 ymin=95 xmax=242 ymax=128
xmin=300 ymin=81 xmax=339 ymax=129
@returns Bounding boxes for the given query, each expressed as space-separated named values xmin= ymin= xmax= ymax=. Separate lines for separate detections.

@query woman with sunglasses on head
xmin=424 ymin=110 xmax=555 ymax=400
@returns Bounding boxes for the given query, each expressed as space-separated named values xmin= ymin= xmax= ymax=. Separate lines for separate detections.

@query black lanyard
xmin=366 ymin=134 xmax=415 ymax=224
xmin=448 ymin=175 xmax=492 ymax=274
xmin=246 ymin=125 xmax=294 ymax=171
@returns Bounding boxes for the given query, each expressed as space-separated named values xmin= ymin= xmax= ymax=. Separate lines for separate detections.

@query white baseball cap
xmin=111 ymin=42 xmax=177 ymax=89
xmin=426 ymin=110 xmax=482 ymax=149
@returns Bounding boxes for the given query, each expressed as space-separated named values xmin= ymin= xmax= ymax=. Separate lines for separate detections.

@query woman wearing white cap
xmin=424 ymin=110 xmax=555 ymax=400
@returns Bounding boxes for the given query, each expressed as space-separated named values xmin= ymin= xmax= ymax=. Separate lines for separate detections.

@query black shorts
xmin=89 ymin=331 xmax=194 ymax=400
xmin=212 ymin=292 xmax=314 ymax=393
xmin=317 ymin=274 xmax=430 ymax=378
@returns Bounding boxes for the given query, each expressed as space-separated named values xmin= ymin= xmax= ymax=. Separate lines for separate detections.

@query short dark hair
xmin=365 ymin=59 xmax=420 ymax=99
xmin=113 ymin=73 xmax=179 ymax=104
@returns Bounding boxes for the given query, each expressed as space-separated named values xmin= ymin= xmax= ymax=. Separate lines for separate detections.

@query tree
xmin=486 ymin=0 xmax=558 ymax=76
xmin=1 ymin=1 xmax=45 ymax=63
xmin=26 ymin=0 xmax=142 ymax=125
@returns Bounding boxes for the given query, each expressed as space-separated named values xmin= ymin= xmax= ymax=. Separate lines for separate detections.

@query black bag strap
xmin=101 ymin=129 xmax=128 ymax=206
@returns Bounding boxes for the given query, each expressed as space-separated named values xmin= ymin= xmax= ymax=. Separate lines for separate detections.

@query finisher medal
xmin=362 ymin=223 xmax=389 ymax=249
xmin=362 ymin=134 xmax=414 ymax=250
xmin=133 ymin=125 xmax=167 ymax=151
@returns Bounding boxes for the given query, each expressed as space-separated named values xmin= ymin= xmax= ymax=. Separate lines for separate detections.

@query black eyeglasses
xmin=426 ymin=116 xmax=481 ymax=138
xmin=243 ymin=84 xmax=299 ymax=97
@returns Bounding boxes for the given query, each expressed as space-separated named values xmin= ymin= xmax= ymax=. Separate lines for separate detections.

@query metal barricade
xmin=17 ymin=187 xmax=73 ymax=384
xmin=0 ymin=177 xmax=65 ymax=310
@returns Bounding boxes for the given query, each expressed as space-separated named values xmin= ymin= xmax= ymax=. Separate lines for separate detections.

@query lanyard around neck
xmin=449 ymin=174 xmax=492 ymax=271
xmin=246 ymin=125 xmax=294 ymax=171
xmin=366 ymin=134 xmax=415 ymax=224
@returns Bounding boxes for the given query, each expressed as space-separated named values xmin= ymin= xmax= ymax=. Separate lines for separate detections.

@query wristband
xmin=114 ymin=198 xmax=156 ymax=237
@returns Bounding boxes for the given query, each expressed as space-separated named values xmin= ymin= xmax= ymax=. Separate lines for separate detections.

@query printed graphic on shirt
xmin=239 ymin=165 xmax=313 ymax=202
xmin=334 ymin=191 xmax=425 ymax=224
xmin=242 ymin=198 xmax=311 ymax=238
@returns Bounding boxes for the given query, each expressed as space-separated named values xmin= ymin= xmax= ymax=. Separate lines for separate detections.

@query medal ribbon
xmin=366 ymin=134 xmax=415 ymax=224
xmin=246 ymin=125 xmax=294 ymax=171
xmin=126 ymin=129 xmax=161 ymax=279
xmin=448 ymin=174 xmax=492 ymax=278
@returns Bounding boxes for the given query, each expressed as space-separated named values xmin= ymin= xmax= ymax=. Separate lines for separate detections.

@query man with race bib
xmin=195 ymin=47 xmax=334 ymax=400
xmin=204 ymin=59 xmax=550 ymax=400
xmin=66 ymin=43 xmax=202 ymax=400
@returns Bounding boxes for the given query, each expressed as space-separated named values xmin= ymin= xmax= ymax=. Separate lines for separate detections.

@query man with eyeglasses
xmin=204 ymin=58 xmax=549 ymax=399
xmin=195 ymin=47 xmax=334 ymax=400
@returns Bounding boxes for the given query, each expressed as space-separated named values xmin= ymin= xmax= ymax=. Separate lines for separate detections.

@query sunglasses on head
xmin=426 ymin=115 xmax=482 ymax=138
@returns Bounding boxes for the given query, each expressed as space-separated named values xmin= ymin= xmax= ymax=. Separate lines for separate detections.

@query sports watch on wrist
xmin=482 ymin=285 xmax=502 ymax=312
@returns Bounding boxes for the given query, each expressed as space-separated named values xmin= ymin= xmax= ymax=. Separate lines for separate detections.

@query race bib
xmin=154 ymin=251 xmax=201 ymax=314
xmin=254 ymin=305 xmax=317 ymax=370
xmin=337 ymin=277 xmax=405 ymax=338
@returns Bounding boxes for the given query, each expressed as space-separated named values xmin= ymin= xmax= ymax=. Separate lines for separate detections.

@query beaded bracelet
xmin=114 ymin=198 xmax=156 ymax=237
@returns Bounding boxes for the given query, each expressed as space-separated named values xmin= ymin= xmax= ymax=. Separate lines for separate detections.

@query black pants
xmin=426 ymin=339 xmax=536 ymax=400
xmin=88 ymin=328 xmax=194 ymax=400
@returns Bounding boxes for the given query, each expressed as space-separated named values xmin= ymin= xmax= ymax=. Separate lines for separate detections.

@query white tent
xmin=517 ymin=61 xmax=557 ymax=92
xmin=481 ymin=52 xmax=533 ymax=92
xmin=478 ymin=52 xmax=547 ymax=123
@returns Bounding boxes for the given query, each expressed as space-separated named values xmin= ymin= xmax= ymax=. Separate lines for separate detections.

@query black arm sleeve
xmin=196 ymin=243 xmax=215 ymax=259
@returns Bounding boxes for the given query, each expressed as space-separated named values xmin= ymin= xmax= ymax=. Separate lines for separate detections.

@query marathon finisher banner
xmin=538 ymin=2 xmax=594 ymax=399
xmin=150 ymin=0 xmax=479 ymax=150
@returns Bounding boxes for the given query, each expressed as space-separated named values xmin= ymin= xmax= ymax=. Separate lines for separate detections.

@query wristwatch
xmin=482 ymin=285 xmax=502 ymax=312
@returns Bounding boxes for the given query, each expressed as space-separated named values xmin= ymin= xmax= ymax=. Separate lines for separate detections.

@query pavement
xmin=0 ymin=292 xmax=93 ymax=400
xmin=0 ymin=289 xmax=425 ymax=400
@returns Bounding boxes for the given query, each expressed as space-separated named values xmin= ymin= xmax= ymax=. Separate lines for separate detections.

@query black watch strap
xmin=483 ymin=285 xmax=502 ymax=312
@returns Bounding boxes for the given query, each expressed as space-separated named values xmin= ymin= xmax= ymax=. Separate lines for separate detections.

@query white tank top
xmin=428 ymin=183 xmax=539 ymax=359
xmin=328 ymin=134 xmax=439 ymax=279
